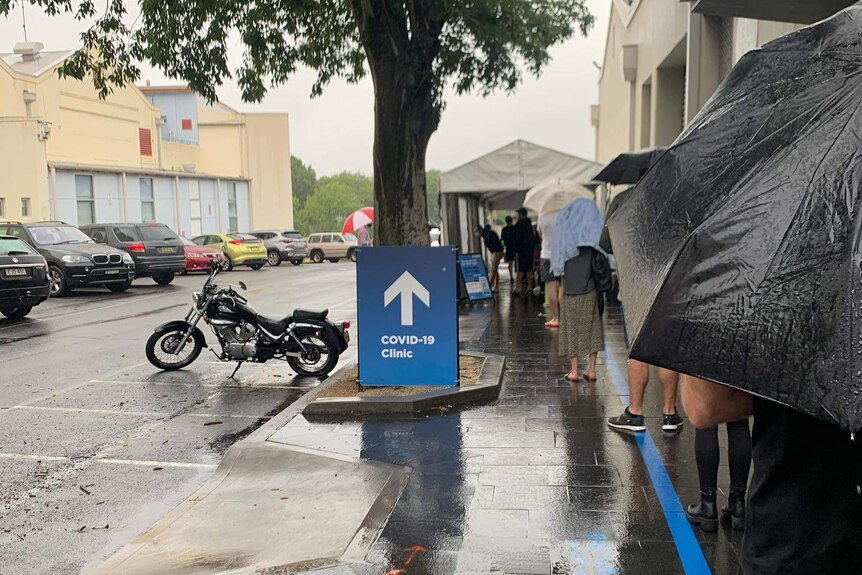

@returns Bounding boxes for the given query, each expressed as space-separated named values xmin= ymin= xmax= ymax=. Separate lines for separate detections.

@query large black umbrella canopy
xmin=593 ymin=147 xmax=668 ymax=186
xmin=608 ymin=3 xmax=862 ymax=432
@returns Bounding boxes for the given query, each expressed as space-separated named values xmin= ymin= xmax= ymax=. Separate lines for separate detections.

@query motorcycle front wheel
xmin=146 ymin=327 xmax=203 ymax=370
xmin=287 ymin=333 xmax=339 ymax=377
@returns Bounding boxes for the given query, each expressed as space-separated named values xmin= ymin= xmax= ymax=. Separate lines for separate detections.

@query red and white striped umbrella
xmin=342 ymin=207 xmax=374 ymax=234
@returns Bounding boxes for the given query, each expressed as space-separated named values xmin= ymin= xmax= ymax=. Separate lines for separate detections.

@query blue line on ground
xmin=605 ymin=346 xmax=712 ymax=575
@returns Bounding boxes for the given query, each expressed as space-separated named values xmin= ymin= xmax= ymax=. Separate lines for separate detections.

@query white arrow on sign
xmin=384 ymin=271 xmax=431 ymax=326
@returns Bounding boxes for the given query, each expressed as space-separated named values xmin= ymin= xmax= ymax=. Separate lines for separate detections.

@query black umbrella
xmin=608 ymin=3 xmax=862 ymax=432
xmin=593 ymin=147 xmax=668 ymax=186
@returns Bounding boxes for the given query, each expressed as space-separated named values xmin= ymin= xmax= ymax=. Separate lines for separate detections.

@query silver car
xmin=251 ymin=230 xmax=309 ymax=266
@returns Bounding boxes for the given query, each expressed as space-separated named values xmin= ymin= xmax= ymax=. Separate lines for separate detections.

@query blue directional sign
xmin=458 ymin=253 xmax=494 ymax=302
xmin=357 ymin=246 xmax=459 ymax=387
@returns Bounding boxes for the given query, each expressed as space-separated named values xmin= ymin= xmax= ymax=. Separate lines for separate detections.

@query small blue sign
xmin=458 ymin=253 xmax=494 ymax=302
xmin=357 ymin=246 xmax=459 ymax=387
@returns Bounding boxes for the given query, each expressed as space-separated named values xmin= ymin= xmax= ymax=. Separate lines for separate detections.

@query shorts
xmin=505 ymin=249 xmax=516 ymax=262
xmin=540 ymin=259 xmax=559 ymax=283
xmin=516 ymin=252 xmax=534 ymax=273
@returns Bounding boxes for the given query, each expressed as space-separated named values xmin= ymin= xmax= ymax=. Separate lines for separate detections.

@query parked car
xmin=250 ymin=229 xmax=308 ymax=267
xmin=0 ymin=221 xmax=135 ymax=296
xmin=190 ymin=233 xmax=267 ymax=271
xmin=81 ymin=222 xmax=185 ymax=285
xmin=0 ymin=235 xmax=50 ymax=319
xmin=179 ymin=237 xmax=222 ymax=274
xmin=306 ymin=232 xmax=358 ymax=263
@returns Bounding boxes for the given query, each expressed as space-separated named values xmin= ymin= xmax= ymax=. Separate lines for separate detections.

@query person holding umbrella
xmin=356 ymin=223 xmax=372 ymax=247
xmin=550 ymin=197 xmax=605 ymax=382
xmin=344 ymin=207 xmax=374 ymax=246
xmin=608 ymin=6 xmax=862 ymax=571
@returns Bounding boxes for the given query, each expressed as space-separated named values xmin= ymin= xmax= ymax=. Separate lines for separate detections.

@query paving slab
xmin=93 ymin=441 xmax=409 ymax=575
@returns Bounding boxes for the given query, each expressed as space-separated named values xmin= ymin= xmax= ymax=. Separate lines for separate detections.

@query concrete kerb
xmin=302 ymin=351 xmax=506 ymax=416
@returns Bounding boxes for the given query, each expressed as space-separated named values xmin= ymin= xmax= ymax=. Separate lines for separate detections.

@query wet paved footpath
xmin=296 ymin=284 xmax=745 ymax=575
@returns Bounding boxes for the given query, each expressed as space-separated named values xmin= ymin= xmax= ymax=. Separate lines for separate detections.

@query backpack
xmin=591 ymin=251 xmax=613 ymax=314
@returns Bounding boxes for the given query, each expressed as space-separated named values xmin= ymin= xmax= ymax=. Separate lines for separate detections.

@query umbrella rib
xmin=760 ymin=96 xmax=862 ymax=284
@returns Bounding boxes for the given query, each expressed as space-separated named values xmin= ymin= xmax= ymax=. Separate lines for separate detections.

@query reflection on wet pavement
xmin=292 ymin=286 xmax=743 ymax=575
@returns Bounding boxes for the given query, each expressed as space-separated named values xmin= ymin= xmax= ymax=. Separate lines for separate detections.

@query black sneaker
xmin=608 ymin=408 xmax=646 ymax=432
xmin=662 ymin=412 xmax=684 ymax=432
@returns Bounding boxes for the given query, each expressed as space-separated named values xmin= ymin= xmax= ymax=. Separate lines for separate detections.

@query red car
xmin=180 ymin=237 xmax=222 ymax=274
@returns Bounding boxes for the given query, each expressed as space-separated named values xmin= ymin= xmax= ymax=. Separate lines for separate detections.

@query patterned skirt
xmin=558 ymin=290 xmax=605 ymax=359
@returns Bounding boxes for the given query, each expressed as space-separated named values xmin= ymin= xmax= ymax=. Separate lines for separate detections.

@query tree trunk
xmin=371 ymin=69 xmax=437 ymax=246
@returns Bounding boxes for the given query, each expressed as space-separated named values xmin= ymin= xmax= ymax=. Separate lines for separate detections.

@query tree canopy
xmin=5 ymin=0 xmax=594 ymax=244
xmin=290 ymin=156 xmax=317 ymax=209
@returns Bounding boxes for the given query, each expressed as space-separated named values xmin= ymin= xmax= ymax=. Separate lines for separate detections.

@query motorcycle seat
xmin=293 ymin=309 xmax=329 ymax=321
xmin=257 ymin=314 xmax=292 ymax=335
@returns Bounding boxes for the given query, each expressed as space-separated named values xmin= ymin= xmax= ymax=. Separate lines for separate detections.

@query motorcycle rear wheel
xmin=287 ymin=334 xmax=339 ymax=377
xmin=146 ymin=327 xmax=203 ymax=370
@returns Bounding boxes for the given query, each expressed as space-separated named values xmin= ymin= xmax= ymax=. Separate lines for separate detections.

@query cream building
xmin=0 ymin=43 xmax=293 ymax=236
xmin=592 ymin=0 xmax=854 ymax=165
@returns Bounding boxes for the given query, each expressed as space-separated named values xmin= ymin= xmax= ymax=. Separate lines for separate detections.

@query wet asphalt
xmin=0 ymin=261 xmax=358 ymax=575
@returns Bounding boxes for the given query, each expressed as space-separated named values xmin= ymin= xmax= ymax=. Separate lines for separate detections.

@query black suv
xmin=80 ymin=222 xmax=185 ymax=285
xmin=0 ymin=235 xmax=50 ymax=319
xmin=0 ymin=221 xmax=135 ymax=296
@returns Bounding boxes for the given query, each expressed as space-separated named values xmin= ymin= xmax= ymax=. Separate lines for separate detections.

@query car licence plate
xmin=4 ymin=268 xmax=27 ymax=277
xmin=158 ymin=247 xmax=177 ymax=254
xmin=105 ymin=270 xmax=121 ymax=275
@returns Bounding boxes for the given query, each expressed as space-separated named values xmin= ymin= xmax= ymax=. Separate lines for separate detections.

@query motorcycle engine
xmin=216 ymin=321 xmax=258 ymax=360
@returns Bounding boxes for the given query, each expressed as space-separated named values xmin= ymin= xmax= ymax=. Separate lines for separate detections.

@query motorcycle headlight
xmin=122 ymin=252 xmax=134 ymax=265
xmin=62 ymin=254 xmax=90 ymax=264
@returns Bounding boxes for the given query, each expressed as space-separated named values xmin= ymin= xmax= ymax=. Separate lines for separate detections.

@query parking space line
xmin=0 ymin=293 xmax=174 ymax=331
xmin=10 ymin=405 xmax=272 ymax=420
xmin=0 ymin=452 xmax=217 ymax=469
xmin=89 ymin=379 xmax=317 ymax=390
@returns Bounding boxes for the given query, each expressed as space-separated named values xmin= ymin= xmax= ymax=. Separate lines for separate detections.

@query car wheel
xmin=1 ymin=305 xmax=33 ymax=320
xmin=311 ymin=251 xmax=324 ymax=264
xmin=48 ymin=265 xmax=69 ymax=296
xmin=107 ymin=281 xmax=132 ymax=293
xmin=328 ymin=258 xmax=340 ymax=263
xmin=291 ymin=259 xmax=303 ymax=266
xmin=267 ymin=250 xmax=282 ymax=266
xmin=348 ymin=249 xmax=357 ymax=263
xmin=249 ymin=263 xmax=264 ymax=271
xmin=223 ymin=255 xmax=234 ymax=271
xmin=152 ymin=272 xmax=175 ymax=285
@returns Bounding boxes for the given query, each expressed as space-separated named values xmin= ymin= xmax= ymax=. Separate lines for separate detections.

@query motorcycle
xmin=145 ymin=261 xmax=350 ymax=377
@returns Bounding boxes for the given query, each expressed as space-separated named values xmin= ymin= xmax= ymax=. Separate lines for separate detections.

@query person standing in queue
xmin=537 ymin=209 xmax=561 ymax=328
xmin=513 ymin=208 xmax=537 ymax=296
xmin=500 ymin=216 xmax=517 ymax=285
xmin=551 ymin=198 xmax=605 ymax=382
xmin=474 ymin=224 xmax=504 ymax=292
xmin=682 ymin=376 xmax=862 ymax=573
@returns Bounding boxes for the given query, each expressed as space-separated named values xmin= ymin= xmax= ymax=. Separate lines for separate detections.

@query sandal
xmin=564 ymin=373 xmax=579 ymax=382
xmin=582 ymin=374 xmax=598 ymax=383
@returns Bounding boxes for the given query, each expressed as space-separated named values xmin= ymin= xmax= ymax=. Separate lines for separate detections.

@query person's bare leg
xmin=566 ymin=356 xmax=579 ymax=381
xmin=659 ymin=368 xmax=680 ymax=414
xmin=627 ymin=359 xmax=650 ymax=415
xmin=515 ymin=272 xmax=524 ymax=294
xmin=546 ymin=280 xmax=560 ymax=325
xmin=586 ymin=352 xmax=598 ymax=380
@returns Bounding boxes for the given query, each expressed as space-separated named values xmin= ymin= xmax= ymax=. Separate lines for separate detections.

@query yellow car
xmin=191 ymin=233 xmax=267 ymax=271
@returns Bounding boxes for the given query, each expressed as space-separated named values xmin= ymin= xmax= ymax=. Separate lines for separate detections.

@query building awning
xmin=439 ymin=140 xmax=602 ymax=211
xmin=690 ymin=0 xmax=856 ymax=25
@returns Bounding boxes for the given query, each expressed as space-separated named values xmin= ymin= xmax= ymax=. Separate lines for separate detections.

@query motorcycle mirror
xmin=238 ymin=281 xmax=247 ymax=291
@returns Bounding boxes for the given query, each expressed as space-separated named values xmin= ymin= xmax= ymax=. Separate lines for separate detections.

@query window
xmin=192 ymin=236 xmax=207 ymax=246
xmin=113 ymin=226 xmax=139 ymax=243
xmin=85 ymin=227 xmax=108 ymax=243
xmin=226 ymin=182 xmax=238 ymax=232
xmin=140 ymin=224 xmax=178 ymax=242
xmin=0 ymin=197 xmax=5 ymax=218
xmin=140 ymin=178 xmax=155 ymax=222
xmin=75 ymin=175 xmax=94 ymax=225
xmin=333 ymin=235 xmax=344 ymax=243
xmin=21 ymin=197 xmax=31 ymax=218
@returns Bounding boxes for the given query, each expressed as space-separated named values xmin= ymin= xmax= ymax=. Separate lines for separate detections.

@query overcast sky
xmin=1 ymin=0 xmax=609 ymax=176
